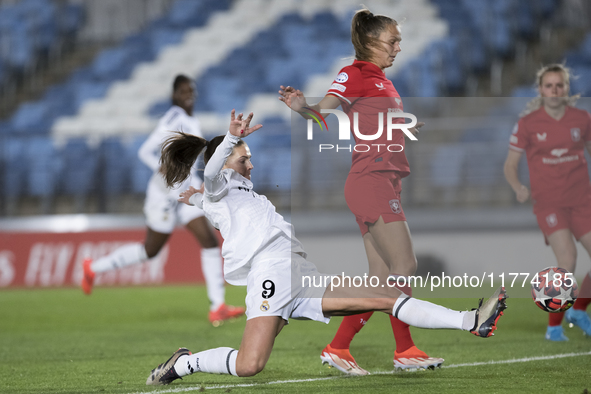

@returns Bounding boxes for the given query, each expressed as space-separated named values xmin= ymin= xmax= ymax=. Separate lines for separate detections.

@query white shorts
xmin=245 ymin=253 xmax=330 ymax=324
xmin=144 ymin=172 xmax=205 ymax=234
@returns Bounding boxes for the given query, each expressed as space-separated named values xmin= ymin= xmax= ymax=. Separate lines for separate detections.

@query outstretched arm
xmin=138 ymin=125 xmax=166 ymax=172
xmin=203 ymin=110 xmax=262 ymax=196
xmin=278 ymin=86 xmax=340 ymax=120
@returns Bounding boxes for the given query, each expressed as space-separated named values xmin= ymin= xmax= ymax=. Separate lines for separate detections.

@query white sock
xmin=91 ymin=243 xmax=148 ymax=273
xmin=174 ymin=347 xmax=238 ymax=377
xmin=393 ymin=296 xmax=472 ymax=330
xmin=201 ymin=247 xmax=225 ymax=311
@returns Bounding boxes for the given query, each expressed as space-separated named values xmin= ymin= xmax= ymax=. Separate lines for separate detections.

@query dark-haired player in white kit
xmin=145 ymin=110 xmax=506 ymax=385
xmin=81 ymin=75 xmax=244 ymax=326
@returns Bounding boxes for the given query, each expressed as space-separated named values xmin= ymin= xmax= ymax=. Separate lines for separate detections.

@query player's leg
xmin=81 ymin=227 xmax=169 ymax=295
xmin=365 ymin=217 xmax=444 ymax=370
xmin=545 ymin=228 xmax=577 ymax=341
xmin=565 ymin=230 xmax=591 ymax=335
xmin=321 ymin=284 xmax=506 ymax=337
xmin=183 ymin=208 xmax=245 ymax=325
xmin=82 ymin=180 xmax=176 ymax=294
xmin=146 ymin=316 xmax=285 ymax=385
xmin=320 ymin=232 xmax=384 ymax=375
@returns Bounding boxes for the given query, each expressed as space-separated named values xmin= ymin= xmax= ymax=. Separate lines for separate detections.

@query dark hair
xmin=173 ymin=74 xmax=192 ymax=92
xmin=351 ymin=8 xmax=398 ymax=62
xmin=160 ymin=133 xmax=245 ymax=188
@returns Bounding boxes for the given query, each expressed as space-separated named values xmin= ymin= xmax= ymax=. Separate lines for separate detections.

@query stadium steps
xmin=51 ymin=0 xmax=446 ymax=138
xmin=51 ymin=0 xmax=298 ymax=139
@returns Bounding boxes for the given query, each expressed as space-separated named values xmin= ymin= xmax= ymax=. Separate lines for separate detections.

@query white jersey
xmin=195 ymin=132 xmax=305 ymax=285
xmin=138 ymin=105 xmax=204 ymax=194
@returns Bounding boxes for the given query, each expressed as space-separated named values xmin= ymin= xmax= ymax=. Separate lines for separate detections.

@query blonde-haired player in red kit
xmin=504 ymin=64 xmax=591 ymax=341
xmin=280 ymin=9 xmax=442 ymax=373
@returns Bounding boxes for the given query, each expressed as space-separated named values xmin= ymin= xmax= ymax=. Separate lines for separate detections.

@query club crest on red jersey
xmin=571 ymin=128 xmax=581 ymax=142
xmin=546 ymin=213 xmax=558 ymax=228
xmin=389 ymin=199 xmax=402 ymax=214
xmin=335 ymin=72 xmax=348 ymax=83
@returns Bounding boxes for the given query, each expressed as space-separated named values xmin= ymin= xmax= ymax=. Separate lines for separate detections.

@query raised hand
xmin=228 ymin=109 xmax=263 ymax=138
xmin=408 ymin=121 xmax=425 ymax=138
xmin=278 ymin=85 xmax=308 ymax=113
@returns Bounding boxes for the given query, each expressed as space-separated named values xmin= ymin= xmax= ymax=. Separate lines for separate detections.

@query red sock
xmin=329 ymin=312 xmax=374 ymax=350
xmin=390 ymin=280 xmax=415 ymax=353
xmin=573 ymin=272 xmax=591 ymax=311
xmin=548 ymin=311 xmax=564 ymax=326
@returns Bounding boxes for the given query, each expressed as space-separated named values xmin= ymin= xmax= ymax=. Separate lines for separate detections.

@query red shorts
xmin=533 ymin=196 xmax=591 ymax=243
xmin=344 ymin=171 xmax=406 ymax=235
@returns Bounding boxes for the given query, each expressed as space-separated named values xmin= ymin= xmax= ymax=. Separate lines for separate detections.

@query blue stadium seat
xmin=91 ymin=48 xmax=129 ymax=81
xmin=58 ymin=3 xmax=84 ymax=37
xmin=1 ymin=137 xmax=28 ymax=198
xmin=8 ymin=25 xmax=35 ymax=71
xmin=25 ymin=136 xmax=62 ymax=197
xmin=579 ymin=33 xmax=591 ymax=63
xmin=570 ymin=66 xmax=591 ymax=96
xmin=9 ymin=101 xmax=50 ymax=134
xmin=128 ymin=135 xmax=152 ymax=194
xmin=100 ymin=138 xmax=129 ymax=195
xmin=515 ymin=0 xmax=535 ymax=38
xmin=489 ymin=17 xmax=513 ymax=58
xmin=150 ymin=28 xmax=186 ymax=57
xmin=73 ymin=81 xmax=110 ymax=111
xmin=60 ymin=138 xmax=99 ymax=196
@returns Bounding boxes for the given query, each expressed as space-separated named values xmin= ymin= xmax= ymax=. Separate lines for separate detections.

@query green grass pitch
xmin=1 ymin=285 xmax=590 ymax=394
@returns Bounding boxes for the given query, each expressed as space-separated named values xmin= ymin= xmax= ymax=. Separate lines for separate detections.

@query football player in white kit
xmin=81 ymin=75 xmax=245 ymax=326
xmin=145 ymin=110 xmax=507 ymax=384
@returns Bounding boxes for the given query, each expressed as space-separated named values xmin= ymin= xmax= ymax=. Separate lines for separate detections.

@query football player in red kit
xmin=280 ymin=8 xmax=443 ymax=373
xmin=504 ymin=64 xmax=591 ymax=341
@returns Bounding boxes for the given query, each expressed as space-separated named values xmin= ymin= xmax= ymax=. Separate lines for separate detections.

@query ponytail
xmin=160 ymin=132 xmax=247 ymax=188
xmin=351 ymin=8 xmax=398 ymax=62
xmin=160 ymin=132 xmax=208 ymax=188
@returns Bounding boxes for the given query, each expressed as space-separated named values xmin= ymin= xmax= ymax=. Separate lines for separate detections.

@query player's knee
xmin=200 ymin=235 xmax=218 ymax=249
xmin=395 ymin=260 xmax=417 ymax=277
xmin=144 ymin=245 xmax=160 ymax=259
xmin=236 ymin=359 xmax=266 ymax=377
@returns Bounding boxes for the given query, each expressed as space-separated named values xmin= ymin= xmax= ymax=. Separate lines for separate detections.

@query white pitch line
xmin=132 ymin=351 xmax=591 ymax=394
xmin=440 ymin=351 xmax=591 ymax=369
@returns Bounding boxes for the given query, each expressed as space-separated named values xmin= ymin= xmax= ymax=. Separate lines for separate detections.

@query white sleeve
xmin=204 ymin=131 xmax=240 ymax=198
xmin=188 ymin=192 xmax=204 ymax=209
xmin=137 ymin=124 xmax=167 ymax=172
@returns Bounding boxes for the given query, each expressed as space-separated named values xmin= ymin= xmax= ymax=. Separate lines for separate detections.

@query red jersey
xmin=326 ymin=60 xmax=409 ymax=176
xmin=509 ymin=106 xmax=591 ymax=206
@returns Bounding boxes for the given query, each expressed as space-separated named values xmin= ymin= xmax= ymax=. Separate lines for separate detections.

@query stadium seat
xmin=570 ymin=66 xmax=591 ymax=96
xmin=128 ymin=135 xmax=152 ymax=194
xmin=25 ymin=136 xmax=62 ymax=203
xmin=99 ymin=137 xmax=129 ymax=195
xmin=60 ymin=138 xmax=99 ymax=197
xmin=1 ymin=137 xmax=28 ymax=199
xmin=9 ymin=101 xmax=50 ymax=134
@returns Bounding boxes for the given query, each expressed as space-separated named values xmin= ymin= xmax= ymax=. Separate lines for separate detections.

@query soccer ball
xmin=531 ymin=267 xmax=578 ymax=313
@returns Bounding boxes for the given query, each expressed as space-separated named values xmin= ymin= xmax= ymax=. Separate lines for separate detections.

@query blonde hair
xmin=351 ymin=8 xmax=398 ymax=62
xmin=520 ymin=63 xmax=580 ymax=117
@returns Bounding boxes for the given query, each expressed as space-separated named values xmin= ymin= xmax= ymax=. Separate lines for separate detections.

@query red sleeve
xmin=326 ymin=66 xmax=365 ymax=105
xmin=509 ymin=118 xmax=529 ymax=152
